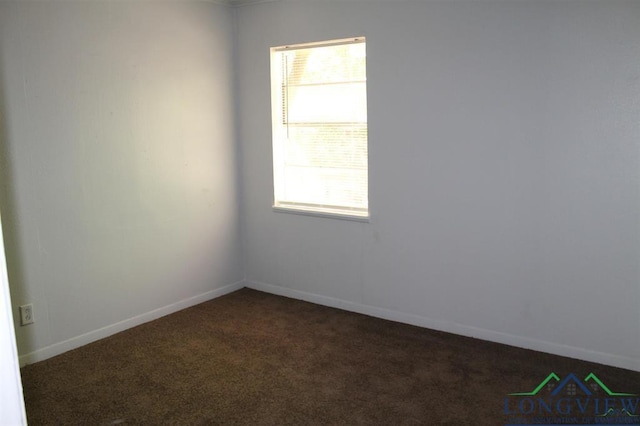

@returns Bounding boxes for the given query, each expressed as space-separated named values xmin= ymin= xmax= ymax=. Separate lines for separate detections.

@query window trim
xmin=270 ymin=37 xmax=369 ymax=221
xmin=273 ymin=37 xmax=365 ymax=53
xmin=272 ymin=205 xmax=370 ymax=223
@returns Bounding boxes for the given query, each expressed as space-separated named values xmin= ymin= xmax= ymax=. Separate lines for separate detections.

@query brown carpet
xmin=20 ymin=288 xmax=640 ymax=425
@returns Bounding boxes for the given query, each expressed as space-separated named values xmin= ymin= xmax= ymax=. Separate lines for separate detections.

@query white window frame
xmin=270 ymin=37 xmax=369 ymax=221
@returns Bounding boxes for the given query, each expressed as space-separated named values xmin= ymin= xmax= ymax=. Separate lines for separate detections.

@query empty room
xmin=0 ymin=0 xmax=639 ymax=424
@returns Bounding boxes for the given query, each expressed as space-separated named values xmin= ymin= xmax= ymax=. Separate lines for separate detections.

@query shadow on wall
xmin=0 ymin=47 xmax=34 ymax=353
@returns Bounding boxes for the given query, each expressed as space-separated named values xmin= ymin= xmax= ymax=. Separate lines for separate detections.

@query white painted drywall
xmin=0 ymin=0 xmax=242 ymax=363
xmin=0 ymin=213 xmax=26 ymax=425
xmin=237 ymin=0 xmax=640 ymax=370
xmin=1 ymin=0 xmax=638 ymax=374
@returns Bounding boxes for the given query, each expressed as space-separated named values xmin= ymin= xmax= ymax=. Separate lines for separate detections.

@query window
xmin=270 ymin=37 xmax=368 ymax=219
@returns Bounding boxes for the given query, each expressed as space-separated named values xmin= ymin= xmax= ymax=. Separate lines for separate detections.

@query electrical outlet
xmin=19 ymin=304 xmax=34 ymax=326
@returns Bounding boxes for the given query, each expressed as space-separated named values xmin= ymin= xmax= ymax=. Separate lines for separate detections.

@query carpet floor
xmin=20 ymin=288 xmax=640 ymax=425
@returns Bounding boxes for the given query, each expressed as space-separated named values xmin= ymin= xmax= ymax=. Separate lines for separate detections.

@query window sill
xmin=273 ymin=206 xmax=370 ymax=223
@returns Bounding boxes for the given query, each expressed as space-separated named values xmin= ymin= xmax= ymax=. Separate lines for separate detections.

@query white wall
xmin=0 ymin=213 xmax=26 ymax=425
xmin=237 ymin=0 xmax=640 ymax=370
xmin=0 ymin=0 xmax=638 ymax=374
xmin=0 ymin=0 xmax=242 ymax=364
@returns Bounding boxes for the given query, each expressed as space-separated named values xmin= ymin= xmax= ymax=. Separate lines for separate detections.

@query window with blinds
xmin=270 ymin=37 xmax=368 ymax=219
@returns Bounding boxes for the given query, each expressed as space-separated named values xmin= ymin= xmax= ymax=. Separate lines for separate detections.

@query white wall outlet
xmin=19 ymin=304 xmax=34 ymax=326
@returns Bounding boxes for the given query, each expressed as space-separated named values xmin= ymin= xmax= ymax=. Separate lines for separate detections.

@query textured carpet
xmin=20 ymin=288 xmax=640 ymax=425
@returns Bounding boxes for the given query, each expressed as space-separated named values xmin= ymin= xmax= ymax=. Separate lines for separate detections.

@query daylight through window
xmin=270 ymin=37 xmax=368 ymax=219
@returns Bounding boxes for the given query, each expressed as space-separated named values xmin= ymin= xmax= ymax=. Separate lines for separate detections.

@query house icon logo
xmin=504 ymin=372 xmax=639 ymax=425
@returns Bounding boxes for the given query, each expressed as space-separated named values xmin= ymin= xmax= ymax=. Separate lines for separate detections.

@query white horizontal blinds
xmin=275 ymin=39 xmax=368 ymax=216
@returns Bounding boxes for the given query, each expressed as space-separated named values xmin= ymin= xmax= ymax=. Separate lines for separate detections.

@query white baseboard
xmin=21 ymin=279 xmax=639 ymax=372
xmin=245 ymin=280 xmax=640 ymax=372
xmin=18 ymin=280 xmax=245 ymax=367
